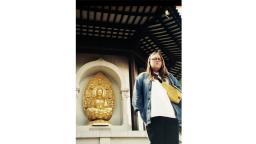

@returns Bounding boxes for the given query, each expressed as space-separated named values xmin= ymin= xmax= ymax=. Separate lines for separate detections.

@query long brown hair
xmin=146 ymin=50 xmax=169 ymax=80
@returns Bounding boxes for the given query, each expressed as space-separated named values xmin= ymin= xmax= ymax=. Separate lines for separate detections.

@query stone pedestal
xmin=76 ymin=126 xmax=149 ymax=144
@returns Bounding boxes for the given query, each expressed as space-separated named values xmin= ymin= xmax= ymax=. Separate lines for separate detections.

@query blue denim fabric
xmin=132 ymin=72 xmax=182 ymax=125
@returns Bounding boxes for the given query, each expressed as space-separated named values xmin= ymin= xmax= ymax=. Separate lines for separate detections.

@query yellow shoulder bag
xmin=161 ymin=82 xmax=182 ymax=104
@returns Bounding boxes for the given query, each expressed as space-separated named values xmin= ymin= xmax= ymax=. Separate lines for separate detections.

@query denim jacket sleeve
xmin=168 ymin=73 xmax=182 ymax=124
xmin=132 ymin=74 xmax=144 ymax=113
xmin=169 ymin=73 xmax=181 ymax=91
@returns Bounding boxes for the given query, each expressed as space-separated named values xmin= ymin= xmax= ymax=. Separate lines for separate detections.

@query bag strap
xmin=152 ymin=73 xmax=162 ymax=83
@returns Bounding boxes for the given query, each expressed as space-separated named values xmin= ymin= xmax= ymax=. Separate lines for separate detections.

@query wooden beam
xmin=77 ymin=19 xmax=137 ymax=30
xmin=76 ymin=1 xmax=182 ymax=7
xmin=155 ymin=6 xmax=181 ymax=48
xmin=78 ymin=7 xmax=156 ymax=17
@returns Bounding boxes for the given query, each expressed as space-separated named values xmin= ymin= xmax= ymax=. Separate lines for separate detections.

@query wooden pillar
xmin=129 ymin=55 xmax=138 ymax=130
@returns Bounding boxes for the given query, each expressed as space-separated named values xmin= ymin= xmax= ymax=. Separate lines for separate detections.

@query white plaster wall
xmin=76 ymin=53 xmax=131 ymax=126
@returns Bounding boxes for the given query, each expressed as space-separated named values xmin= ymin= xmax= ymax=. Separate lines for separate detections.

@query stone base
xmin=90 ymin=120 xmax=111 ymax=126
xmin=76 ymin=130 xmax=149 ymax=144
xmin=92 ymin=123 xmax=111 ymax=126
xmin=76 ymin=126 xmax=182 ymax=144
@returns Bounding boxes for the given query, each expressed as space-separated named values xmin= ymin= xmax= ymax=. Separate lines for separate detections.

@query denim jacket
xmin=132 ymin=72 xmax=182 ymax=125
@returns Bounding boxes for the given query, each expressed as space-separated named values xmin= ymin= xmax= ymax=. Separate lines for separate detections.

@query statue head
xmin=96 ymin=88 xmax=103 ymax=97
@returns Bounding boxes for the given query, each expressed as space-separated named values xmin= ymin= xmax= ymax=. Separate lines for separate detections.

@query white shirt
xmin=150 ymin=79 xmax=176 ymax=118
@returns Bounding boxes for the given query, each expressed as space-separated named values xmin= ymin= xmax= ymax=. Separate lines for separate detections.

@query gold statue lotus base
xmin=89 ymin=120 xmax=111 ymax=126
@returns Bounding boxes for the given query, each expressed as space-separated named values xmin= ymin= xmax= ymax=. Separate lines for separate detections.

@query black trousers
xmin=146 ymin=116 xmax=179 ymax=144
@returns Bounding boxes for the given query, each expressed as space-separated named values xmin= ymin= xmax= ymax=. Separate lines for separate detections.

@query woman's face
xmin=150 ymin=53 xmax=162 ymax=72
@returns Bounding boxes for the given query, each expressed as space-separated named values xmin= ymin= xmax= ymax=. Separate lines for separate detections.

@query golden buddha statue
xmin=83 ymin=72 xmax=115 ymax=125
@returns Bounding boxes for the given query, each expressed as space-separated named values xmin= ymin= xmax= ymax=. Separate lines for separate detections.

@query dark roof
xmin=76 ymin=5 xmax=182 ymax=80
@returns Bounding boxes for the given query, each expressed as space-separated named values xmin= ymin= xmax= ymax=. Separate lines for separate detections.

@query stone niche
xmin=76 ymin=58 xmax=131 ymax=131
xmin=76 ymin=56 xmax=149 ymax=144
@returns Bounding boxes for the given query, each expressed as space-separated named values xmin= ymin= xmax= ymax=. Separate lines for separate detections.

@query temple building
xmin=76 ymin=3 xmax=181 ymax=144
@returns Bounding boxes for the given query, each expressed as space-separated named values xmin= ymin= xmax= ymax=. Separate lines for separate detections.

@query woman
xmin=132 ymin=50 xmax=181 ymax=144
